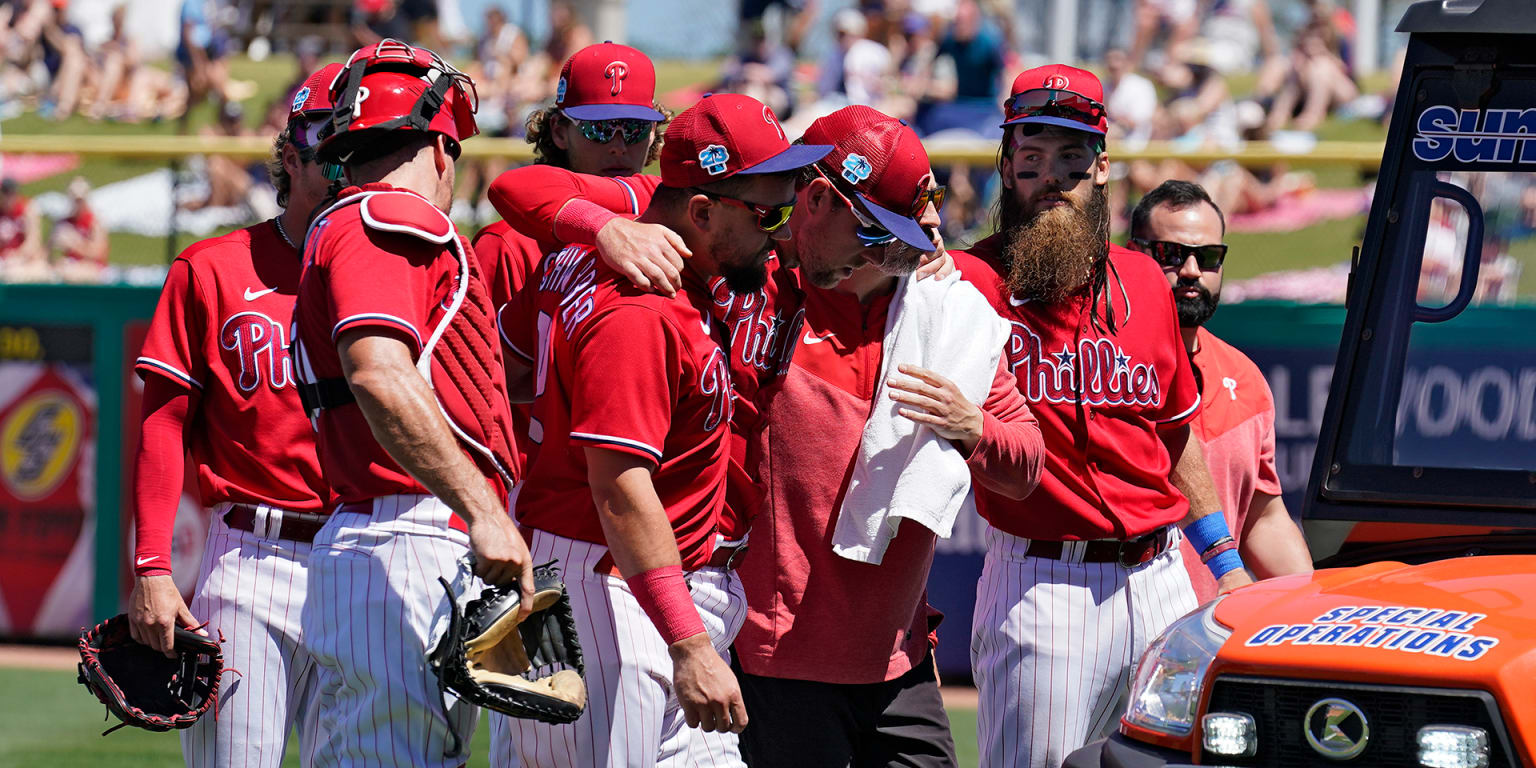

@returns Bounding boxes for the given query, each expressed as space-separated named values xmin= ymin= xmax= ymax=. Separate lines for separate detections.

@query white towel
xmin=831 ymin=269 xmax=1012 ymax=564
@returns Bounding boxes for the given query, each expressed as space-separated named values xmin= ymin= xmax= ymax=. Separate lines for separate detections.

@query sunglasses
xmin=815 ymin=166 xmax=899 ymax=246
xmin=692 ymin=188 xmax=795 ymax=233
xmin=912 ymin=185 xmax=947 ymax=218
xmin=1004 ymin=88 xmax=1106 ymax=128
xmin=575 ymin=117 xmax=654 ymax=146
xmin=1131 ymin=239 xmax=1228 ymax=271
xmin=295 ymin=145 xmax=346 ymax=180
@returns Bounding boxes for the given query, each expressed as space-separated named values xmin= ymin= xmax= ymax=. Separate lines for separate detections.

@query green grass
xmin=0 ymin=666 xmax=981 ymax=766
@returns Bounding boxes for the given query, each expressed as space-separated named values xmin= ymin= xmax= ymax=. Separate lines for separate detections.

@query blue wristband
xmin=1206 ymin=549 xmax=1246 ymax=579
xmin=1183 ymin=512 xmax=1231 ymax=554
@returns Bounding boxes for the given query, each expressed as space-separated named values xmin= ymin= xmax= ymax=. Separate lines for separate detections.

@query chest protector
xmin=297 ymin=186 xmax=519 ymax=489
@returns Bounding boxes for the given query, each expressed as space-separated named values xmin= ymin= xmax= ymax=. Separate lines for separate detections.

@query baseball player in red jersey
xmin=950 ymin=65 xmax=1255 ymax=767
xmin=730 ymin=108 xmax=1046 ymax=768
xmin=1126 ymin=180 xmax=1312 ymax=602
xmin=127 ymin=62 xmax=342 ymax=768
xmin=473 ymin=42 xmax=674 ymax=467
xmin=290 ymin=41 xmax=534 ymax=766
xmin=495 ymin=93 xmax=830 ymax=768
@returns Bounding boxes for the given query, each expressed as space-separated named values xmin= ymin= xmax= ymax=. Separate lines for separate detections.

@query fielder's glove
xmin=76 ymin=614 xmax=223 ymax=735
xmin=429 ymin=561 xmax=586 ymax=754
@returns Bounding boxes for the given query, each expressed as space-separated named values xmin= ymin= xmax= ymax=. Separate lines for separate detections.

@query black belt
xmin=296 ymin=377 xmax=355 ymax=416
xmin=1024 ymin=526 xmax=1173 ymax=568
xmin=223 ymin=504 xmax=329 ymax=544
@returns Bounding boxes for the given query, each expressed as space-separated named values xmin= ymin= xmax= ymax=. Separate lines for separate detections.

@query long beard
xmin=998 ymin=184 xmax=1110 ymax=303
xmin=1173 ymin=279 xmax=1219 ymax=327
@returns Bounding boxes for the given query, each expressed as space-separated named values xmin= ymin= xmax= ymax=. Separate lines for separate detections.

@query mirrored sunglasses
xmin=814 ymin=166 xmax=897 ymax=247
xmin=576 ymin=118 xmax=654 ymax=146
xmin=692 ymin=189 xmax=795 ymax=233
xmin=1004 ymin=88 xmax=1106 ymax=128
xmin=1131 ymin=239 xmax=1228 ymax=271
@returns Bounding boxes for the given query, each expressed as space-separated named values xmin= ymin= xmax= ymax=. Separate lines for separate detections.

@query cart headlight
xmin=1124 ymin=598 xmax=1231 ymax=736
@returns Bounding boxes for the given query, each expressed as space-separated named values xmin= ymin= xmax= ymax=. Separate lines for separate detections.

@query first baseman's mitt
xmin=429 ymin=562 xmax=586 ymax=753
xmin=76 ymin=614 xmax=223 ymax=735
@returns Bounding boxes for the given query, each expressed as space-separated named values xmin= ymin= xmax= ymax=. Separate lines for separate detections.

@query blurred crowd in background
xmin=0 ymin=0 xmax=1513 ymax=296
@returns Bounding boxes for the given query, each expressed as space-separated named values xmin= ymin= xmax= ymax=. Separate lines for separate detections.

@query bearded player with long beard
xmin=950 ymin=65 xmax=1254 ymax=768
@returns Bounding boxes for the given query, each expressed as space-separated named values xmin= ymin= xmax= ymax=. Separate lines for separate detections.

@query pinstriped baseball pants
xmin=180 ymin=506 xmax=320 ymax=768
xmin=300 ymin=494 xmax=486 ymax=768
xmin=970 ymin=527 xmax=1198 ymax=768
xmin=490 ymin=530 xmax=748 ymax=768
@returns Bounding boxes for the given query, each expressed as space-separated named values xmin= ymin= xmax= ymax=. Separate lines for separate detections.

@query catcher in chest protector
xmin=430 ymin=561 xmax=589 ymax=753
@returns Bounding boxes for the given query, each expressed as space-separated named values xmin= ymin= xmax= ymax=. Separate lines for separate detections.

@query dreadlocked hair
xmin=524 ymin=103 xmax=674 ymax=168
xmin=267 ymin=126 xmax=293 ymax=209
xmin=1087 ymin=201 xmax=1118 ymax=335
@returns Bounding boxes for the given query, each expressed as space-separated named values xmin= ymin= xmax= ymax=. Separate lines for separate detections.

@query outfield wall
xmin=2 ymin=285 xmax=1531 ymax=680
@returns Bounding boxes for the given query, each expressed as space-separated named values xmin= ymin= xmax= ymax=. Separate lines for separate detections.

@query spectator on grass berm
xmin=1103 ymin=47 xmax=1158 ymax=149
xmin=736 ymin=0 xmax=818 ymax=57
xmin=351 ymin=0 xmax=410 ymax=47
xmin=36 ymin=0 xmax=86 ymax=119
xmin=1130 ymin=0 xmax=1198 ymax=69
xmin=720 ymin=19 xmax=796 ymax=120
xmin=177 ymin=0 xmax=232 ymax=125
xmin=516 ymin=0 xmax=594 ymax=105
xmin=1261 ymin=13 xmax=1358 ymax=135
xmin=50 ymin=175 xmax=107 ymax=282
xmin=1126 ymin=179 xmax=1313 ymax=602
xmin=0 ymin=177 xmax=48 ymax=281
xmin=182 ymin=101 xmax=256 ymax=212
xmin=85 ymin=4 xmax=174 ymax=123
xmin=471 ymin=5 xmax=532 ymax=136
xmin=913 ymin=0 xmax=1005 ymax=138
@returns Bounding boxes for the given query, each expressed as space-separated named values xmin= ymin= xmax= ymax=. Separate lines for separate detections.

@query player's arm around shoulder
xmin=335 ymin=330 xmax=535 ymax=611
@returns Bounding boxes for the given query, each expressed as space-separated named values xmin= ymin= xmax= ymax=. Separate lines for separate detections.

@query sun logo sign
xmin=841 ymin=153 xmax=873 ymax=185
xmin=699 ymin=144 xmax=730 ymax=176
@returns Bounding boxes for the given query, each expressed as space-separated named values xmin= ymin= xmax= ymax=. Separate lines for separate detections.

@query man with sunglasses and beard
xmin=950 ymin=65 xmax=1254 ymax=768
xmin=1128 ymin=180 xmax=1312 ymax=603
xmin=496 ymin=93 xmax=831 ymax=768
xmin=128 ymin=63 xmax=342 ymax=768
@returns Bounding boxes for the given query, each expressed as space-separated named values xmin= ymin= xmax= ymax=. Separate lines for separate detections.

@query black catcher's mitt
xmin=429 ymin=561 xmax=586 ymax=753
xmin=76 ymin=614 xmax=223 ymax=735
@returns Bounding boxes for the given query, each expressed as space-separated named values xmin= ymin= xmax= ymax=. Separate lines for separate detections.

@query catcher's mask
xmin=318 ymin=39 xmax=479 ymax=164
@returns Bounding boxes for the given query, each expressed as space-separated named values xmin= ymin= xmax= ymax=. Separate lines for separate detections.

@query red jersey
xmin=953 ymin=237 xmax=1200 ymax=540
xmin=58 ymin=208 xmax=102 ymax=264
xmin=487 ymin=165 xmax=657 ymax=255
xmin=488 ymin=165 xmax=803 ymax=539
xmin=135 ymin=220 xmax=329 ymax=512
xmin=736 ymin=284 xmax=1042 ymax=684
xmin=1179 ymin=326 xmax=1283 ymax=601
xmin=472 ymin=220 xmax=544 ymax=468
xmin=514 ymin=244 xmax=733 ymax=571
xmin=293 ymin=185 xmax=519 ymax=506
xmin=0 ymin=196 xmax=30 ymax=250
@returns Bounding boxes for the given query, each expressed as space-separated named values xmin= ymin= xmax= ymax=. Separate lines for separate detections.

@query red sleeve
xmin=567 ymin=305 xmax=679 ymax=465
xmin=1255 ymin=381 xmax=1283 ymax=497
xmin=132 ymin=376 xmax=195 ymax=576
xmin=472 ymin=227 xmax=514 ymax=307
xmin=320 ymin=225 xmax=443 ymax=355
xmin=487 ymin=166 xmax=654 ymax=252
xmin=497 ymin=277 xmax=539 ymax=364
xmin=966 ymin=355 xmax=1045 ymax=499
xmin=135 ymin=258 xmax=209 ymax=390
xmin=1154 ymin=289 xmax=1201 ymax=427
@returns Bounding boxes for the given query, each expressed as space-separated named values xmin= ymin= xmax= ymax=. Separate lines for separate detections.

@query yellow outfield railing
xmin=0 ymin=134 xmax=1388 ymax=169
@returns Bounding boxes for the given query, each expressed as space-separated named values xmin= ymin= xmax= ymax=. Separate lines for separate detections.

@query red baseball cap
xmin=659 ymin=93 xmax=831 ymax=189
xmin=802 ymin=106 xmax=936 ymax=251
xmin=289 ymin=62 xmax=343 ymax=149
xmin=556 ymin=42 xmax=665 ymax=122
xmin=1001 ymin=64 xmax=1108 ymax=136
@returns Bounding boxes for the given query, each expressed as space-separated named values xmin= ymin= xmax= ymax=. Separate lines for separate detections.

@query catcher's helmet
xmin=318 ymin=39 xmax=478 ymax=164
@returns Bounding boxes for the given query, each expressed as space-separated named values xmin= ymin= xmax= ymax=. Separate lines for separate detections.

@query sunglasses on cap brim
xmin=573 ymin=117 xmax=656 ymax=146
xmin=813 ymin=166 xmax=898 ymax=246
xmin=1130 ymin=238 xmax=1228 ymax=271
xmin=691 ymin=188 xmax=795 ymax=233
xmin=1005 ymin=88 xmax=1105 ymax=128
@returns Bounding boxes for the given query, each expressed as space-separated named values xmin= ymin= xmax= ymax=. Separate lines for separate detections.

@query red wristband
xmin=625 ymin=564 xmax=706 ymax=645
xmin=553 ymin=198 xmax=620 ymax=246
